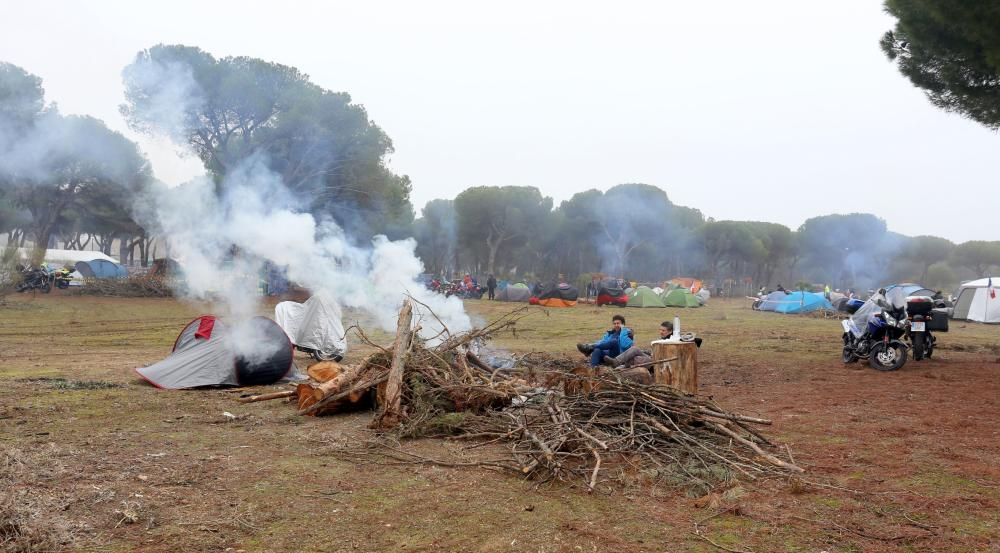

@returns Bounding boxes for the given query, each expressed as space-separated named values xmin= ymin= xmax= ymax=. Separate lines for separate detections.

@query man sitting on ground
xmin=603 ymin=320 xmax=673 ymax=368
xmin=576 ymin=314 xmax=633 ymax=367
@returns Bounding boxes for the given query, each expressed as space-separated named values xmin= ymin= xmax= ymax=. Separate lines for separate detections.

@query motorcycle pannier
xmin=926 ymin=308 xmax=949 ymax=332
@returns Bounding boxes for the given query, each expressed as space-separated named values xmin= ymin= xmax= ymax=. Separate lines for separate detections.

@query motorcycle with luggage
xmin=841 ymin=290 xmax=909 ymax=371
xmin=903 ymin=295 xmax=948 ymax=361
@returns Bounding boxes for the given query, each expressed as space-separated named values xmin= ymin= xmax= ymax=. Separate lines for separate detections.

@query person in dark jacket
xmin=486 ymin=275 xmax=497 ymax=300
xmin=577 ymin=314 xmax=634 ymax=367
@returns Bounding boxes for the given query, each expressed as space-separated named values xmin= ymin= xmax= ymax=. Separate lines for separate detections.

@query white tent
xmin=952 ymin=278 xmax=1000 ymax=323
xmin=274 ymin=292 xmax=348 ymax=357
xmin=16 ymin=248 xmax=117 ymax=266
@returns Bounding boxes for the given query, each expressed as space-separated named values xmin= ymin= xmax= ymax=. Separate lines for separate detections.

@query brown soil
xmin=0 ymin=295 xmax=997 ymax=552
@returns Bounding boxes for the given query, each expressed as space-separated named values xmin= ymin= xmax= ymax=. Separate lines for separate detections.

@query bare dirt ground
xmin=1 ymin=293 xmax=998 ymax=552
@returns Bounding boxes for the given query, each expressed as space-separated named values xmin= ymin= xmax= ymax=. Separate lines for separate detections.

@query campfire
xmin=241 ymin=300 xmax=802 ymax=492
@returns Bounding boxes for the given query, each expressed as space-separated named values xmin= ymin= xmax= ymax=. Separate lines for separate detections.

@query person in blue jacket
xmin=577 ymin=314 xmax=633 ymax=367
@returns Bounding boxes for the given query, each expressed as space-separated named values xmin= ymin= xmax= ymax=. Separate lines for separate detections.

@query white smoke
xmin=139 ymin=153 xmax=471 ymax=357
xmin=120 ymin=48 xmax=471 ymax=358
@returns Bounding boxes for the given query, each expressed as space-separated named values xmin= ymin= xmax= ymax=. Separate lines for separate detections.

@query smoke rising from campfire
xmin=137 ymin=154 xmax=471 ymax=357
xmin=119 ymin=48 xmax=472 ymax=360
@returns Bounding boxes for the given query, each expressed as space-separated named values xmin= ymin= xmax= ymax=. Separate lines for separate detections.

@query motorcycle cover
xmin=849 ymin=291 xmax=906 ymax=338
xmin=274 ymin=291 xmax=348 ymax=355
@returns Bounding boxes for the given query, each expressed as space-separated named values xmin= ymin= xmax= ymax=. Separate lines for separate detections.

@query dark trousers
xmin=488 ymin=287 xmax=495 ymax=300
xmin=590 ymin=344 xmax=621 ymax=367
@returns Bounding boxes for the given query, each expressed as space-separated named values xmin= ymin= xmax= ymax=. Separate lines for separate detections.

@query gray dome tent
xmin=136 ymin=316 xmax=293 ymax=389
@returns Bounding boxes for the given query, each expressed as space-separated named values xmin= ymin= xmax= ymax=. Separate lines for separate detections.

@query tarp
xmin=16 ymin=247 xmax=116 ymax=267
xmin=74 ymin=259 xmax=127 ymax=279
xmin=759 ymin=291 xmax=833 ymax=314
xmin=497 ymin=283 xmax=531 ymax=302
xmin=627 ymin=286 xmax=665 ymax=308
xmin=952 ymin=278 xmax=1000 ymax=323
xmin=596 ymin=279 xmax=628 ymax=306
xmin=661 ymin=288 xmax=701 ymax=308
xmin=274 ymin=291 xmax=348 ymax=355
xmin=668 ymin=277 xmax=703 ymax=293
xmin=136 ymin=316 xmax=293 ymax=389
xmin=533 ymin=282 xmax=579 ymax=307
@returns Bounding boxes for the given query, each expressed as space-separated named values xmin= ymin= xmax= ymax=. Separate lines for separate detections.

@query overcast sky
xmin=1 ymin=1 xmax=995 ymax=242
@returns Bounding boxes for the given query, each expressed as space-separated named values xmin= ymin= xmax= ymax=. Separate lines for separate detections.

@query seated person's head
xmin=659 ymin=320 xmax=673 ymax=339
xmin=612 ymin=314 xmax=625 ymax=331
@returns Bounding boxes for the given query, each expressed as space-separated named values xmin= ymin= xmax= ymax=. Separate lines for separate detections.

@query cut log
xmin=652 ymin=341 xmax=698 ymax=394
xmin=370 ymin=300 xmax=414 ymax=429
xmin=312 ymin=363 xmax=364 ymax=401
xmin=307 ymin=361 xmax=344 ymax=383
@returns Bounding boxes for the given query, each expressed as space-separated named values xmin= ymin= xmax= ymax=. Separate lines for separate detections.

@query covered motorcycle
xmin=841 ymin=289 xmax=909 ymax=371
xmin=274 ymin=291 xmax=348 ymax=361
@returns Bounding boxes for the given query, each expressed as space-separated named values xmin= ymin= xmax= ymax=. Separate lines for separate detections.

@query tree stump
xmin=652 ymin=341 xmax=698 ymax=394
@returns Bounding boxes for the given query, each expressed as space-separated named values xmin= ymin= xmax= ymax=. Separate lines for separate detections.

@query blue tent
xmin=759 ymin=291 xmax=833 ymax=314
xmin=74 ymin=259 xmax=127 ymax=279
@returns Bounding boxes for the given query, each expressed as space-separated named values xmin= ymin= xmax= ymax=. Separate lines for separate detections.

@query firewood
xmin=312 ymin=363 xmax=364 ymax=401
xmin=307 ymin=361 xmax=345 ymax=383
xmin=370 ymin=300 xmax=414 ymax=429
xmin=237 ymin=390 xmax=296 ymax=403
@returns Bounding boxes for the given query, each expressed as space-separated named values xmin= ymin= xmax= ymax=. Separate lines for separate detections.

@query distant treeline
xmin=2 ymin=49 xmax=998 ymax=293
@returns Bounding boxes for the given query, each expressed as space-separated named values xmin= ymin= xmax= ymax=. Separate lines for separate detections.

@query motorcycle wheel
xmin=41 ymin=281 xmax=51 ymax=293
xmin=311 ymin=350 xmax=344 ymax=362
xmin=911 ymin=332 xmax=924 ymax=361
xmin=869 ymin=342 xmax=907 ymax=371
xmin=926 ymin=335 xmax=935 ymax=359
xmin=841 ymin=346 xmax=858 ymax=364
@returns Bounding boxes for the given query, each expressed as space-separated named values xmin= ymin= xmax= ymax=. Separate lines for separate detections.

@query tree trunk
xmin=371 ymin=301 xmax=414 ymax=430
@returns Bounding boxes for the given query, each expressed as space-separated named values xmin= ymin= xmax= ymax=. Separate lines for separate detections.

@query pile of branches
xmin=244 ymin=299 xmax=803 ymax=491
xmin=70 ymin=275 xmax=174 ymax=297
xmin=245 ymin=300 xmax=533 ymax=431
xmin=447 ymin=375 xmax=802 ymax=492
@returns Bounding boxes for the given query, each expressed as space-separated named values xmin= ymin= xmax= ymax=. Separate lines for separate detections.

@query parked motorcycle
xmin=15 ymin=265 xmax=52 ymax=293
xmin=841 ymin=289 xmax=909 ymax=371
xmin=903 ymin=295 xmax=950 ymax=361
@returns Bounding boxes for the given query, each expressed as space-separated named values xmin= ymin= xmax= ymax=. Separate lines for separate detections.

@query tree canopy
xmin=1 ymin=64 xmax=151 ymax=261
xmin=121 ymin=44 xmax=413 ymax=235
xmin=881 ymin=0 xmax=1000 ymax=129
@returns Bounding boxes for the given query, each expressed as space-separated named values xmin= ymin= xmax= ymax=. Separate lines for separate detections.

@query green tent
xmin=627 ymin=286 xmax=666 ymax=308
xmin=661 ymin=288 xmax=700 ymax=308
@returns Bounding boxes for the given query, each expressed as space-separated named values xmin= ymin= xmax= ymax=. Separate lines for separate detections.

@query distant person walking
xmin=487 ymin=274 xmax=497 ymax=300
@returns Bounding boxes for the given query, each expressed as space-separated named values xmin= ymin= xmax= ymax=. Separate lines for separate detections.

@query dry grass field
xmin=1 ymin=292 xmax=998 ymax=552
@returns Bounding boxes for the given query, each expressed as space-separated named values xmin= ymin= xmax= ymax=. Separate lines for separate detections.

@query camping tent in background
xmin=759 ymin=291 xmax=832 ymax=314
xmin=883 ymin=283 xmax=935 ymax=306
xmin=627 ymin=286 xmax=665 ymax=308
xmin=16 ymin=247 xmax=117 ymax=267
xmin=274 ymin=292 xmax=348 ymax=357
xmin=136 ymin=316 xmax=293 ymax=389
xmin=74 ymin=259 xmax=127 ymax=279
xmin=531 ymin=282 xmax=579 ymax=307
xmin=695 ymin=289 xmax=711 ymax=306
xmin=952 ymin=278 xmax=1000 ymax=323
xmin=661 ymin=288 xmax=701 ymax=308
xmin=497 ymin=282 xmax=532 ymax=302
xmin=652 ymin=287 xmax=664 ymax=295
xmin=596 ymin=279 xmax=628 ymax=307
xmin=669 ymin=277 xmax=703 ymax=293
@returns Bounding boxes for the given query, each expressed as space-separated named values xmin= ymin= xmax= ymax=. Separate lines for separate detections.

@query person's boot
xmin=577 ymin=343 xmax=594 ymax=356
xmin=602 ymin=355 xmax=617 ymax=366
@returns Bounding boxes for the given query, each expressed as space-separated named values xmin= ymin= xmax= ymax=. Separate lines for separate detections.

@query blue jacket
xmin=594 ymin=327 xmax=633 ymax=351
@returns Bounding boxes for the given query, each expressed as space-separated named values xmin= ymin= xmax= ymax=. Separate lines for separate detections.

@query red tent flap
xmin=195 ymin=317 xmax=216 ymax=340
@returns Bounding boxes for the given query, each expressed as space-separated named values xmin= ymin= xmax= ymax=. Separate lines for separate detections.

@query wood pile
xmin=246 ymin=299 xmax=803 ymax=491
